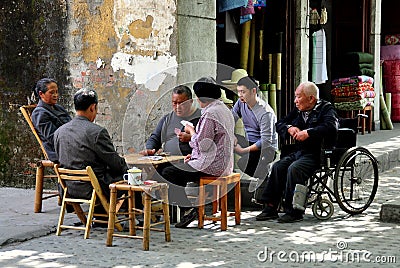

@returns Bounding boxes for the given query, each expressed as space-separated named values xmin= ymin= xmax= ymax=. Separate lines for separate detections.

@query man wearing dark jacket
xmin=54 ymin=88 xmax=128 ymax=199
xmin=256 ymin=81 xmax=338 ymax=223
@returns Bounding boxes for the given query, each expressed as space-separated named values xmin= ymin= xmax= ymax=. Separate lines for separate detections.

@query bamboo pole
xmin=380 ymin=93 xmax=393 ymax=130
xmin=267 ymin=54 xmax=272 ymax=84
xmin=269 ymin=84 xmax=277 ymax=115
xmin=248 ymin=19 xmax=256 ymax=76
xmin=240 ymin=21 xmax=251 ymax=71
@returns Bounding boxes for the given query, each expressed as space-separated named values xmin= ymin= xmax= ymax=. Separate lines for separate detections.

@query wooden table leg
xmin=129 ymin=189 xmax=136 ymax=236
xmin=160 ymin=186 xmax=171 ymax=242
xmin=143 ymin=192 xmax=151 ymax=251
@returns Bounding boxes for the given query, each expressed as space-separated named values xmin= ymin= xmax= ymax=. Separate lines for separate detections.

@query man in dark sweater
xmin=140 ymin=85 xmax=201 ymax=156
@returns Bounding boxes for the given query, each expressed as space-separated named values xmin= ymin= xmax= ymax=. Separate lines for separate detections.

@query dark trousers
xmin=160 ymin=162 xmax=207 ymax=208
xmin=236 ymin=134 xmax=276 ymax=179
xmin=260 ymin=152 xmax=319 ymax=214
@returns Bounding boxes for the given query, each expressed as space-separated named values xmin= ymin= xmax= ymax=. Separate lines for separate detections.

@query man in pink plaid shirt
xmin=161 ymin=77 xmax=235 ymax=228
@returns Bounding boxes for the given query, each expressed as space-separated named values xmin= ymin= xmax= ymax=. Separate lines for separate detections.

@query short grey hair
xmin=300 ymin=81 xmax=319 ymax=99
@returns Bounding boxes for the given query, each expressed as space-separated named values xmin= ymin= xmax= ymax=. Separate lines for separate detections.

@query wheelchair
xmin=251 ymin=115 xmax=379 ymax=220
xmin=305 ymin=116 xmax=379 ymax=220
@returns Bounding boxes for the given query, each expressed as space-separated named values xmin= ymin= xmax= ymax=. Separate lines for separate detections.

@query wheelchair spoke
xmin=334 ymin=147 xmax=379 ymax=214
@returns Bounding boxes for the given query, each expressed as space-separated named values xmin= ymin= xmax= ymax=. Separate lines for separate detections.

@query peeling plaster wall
xmin=68 ymin=0 xmax=178 ymax=153
xmin=0 ymin=0 xmax=217 ymax=186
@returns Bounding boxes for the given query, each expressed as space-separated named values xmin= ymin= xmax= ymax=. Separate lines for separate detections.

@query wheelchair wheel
xmin=334 ymin=147 xmax=378 ymax=214
xmin=312 ymin=198 xmax=334 ymax=220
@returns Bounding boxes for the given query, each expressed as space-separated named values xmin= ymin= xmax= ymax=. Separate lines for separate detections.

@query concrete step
xmin=380 ymin=201 xmax=400 ymax=223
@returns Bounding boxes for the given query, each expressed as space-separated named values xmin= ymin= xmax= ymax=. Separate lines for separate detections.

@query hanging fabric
xmin=225 ymin=11 xmax=239 ymax=43
xmin=312 ymin=29 xmax=328 ymax=84
xmin=310 ymin=8 xmax=320 ymax=25
xmin=218 ymin=0 xmax=248 ymax=13
xmin=320 ymin=7 xmax=328 ymax=24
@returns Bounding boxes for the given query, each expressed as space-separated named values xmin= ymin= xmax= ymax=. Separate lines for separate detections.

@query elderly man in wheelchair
xmin=255 ymin=81 xmax=379 ymax=223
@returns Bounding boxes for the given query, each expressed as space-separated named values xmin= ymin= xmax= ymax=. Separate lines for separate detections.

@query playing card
xmin=180 ymin=120 xmax=194 ymax=127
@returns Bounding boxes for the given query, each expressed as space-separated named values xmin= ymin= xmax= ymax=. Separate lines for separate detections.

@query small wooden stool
xmin=198 ymin=173 xmax=241 ymax=231
xmin=106 ymin=182 xmax=171 ymax=251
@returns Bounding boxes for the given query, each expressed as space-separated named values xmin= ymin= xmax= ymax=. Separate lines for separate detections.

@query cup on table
xmin=124 ymin=168 xmax=143 ymax=185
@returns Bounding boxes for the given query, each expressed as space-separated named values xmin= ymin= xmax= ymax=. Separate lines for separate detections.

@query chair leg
xmin=234 ymin=181 xmax=241 ymax=225
xmin=212 ymin=185 xmax=218 ymax=215
xmin=56 ymin=191 xmax=68 ymax=236
xmin=106 ymin=186 xmax=117 ymax=247
xmin=142 ymin=193 xmax=151 ymax=251
xmin=84 ymin=191 xmax=96 ymax=239
xmin=34 ymin=165 xmax=44 ymax=213
xmin=198 ymin=183 xmax=205 ymax=229
xmin=220 ymin=182 xmax=228 ymax=231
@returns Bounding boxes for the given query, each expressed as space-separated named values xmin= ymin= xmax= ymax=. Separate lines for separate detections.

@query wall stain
xmin=73 ymin=0 xmax=117 ymax=63
xmin=128 ymin=15 xmax=154 ymax=39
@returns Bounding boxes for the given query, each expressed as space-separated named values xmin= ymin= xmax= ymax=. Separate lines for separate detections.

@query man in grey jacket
xmin=232 ymin=76 xmax=278 ymax=178
xmin=54 ymin=88 xmax=128 ymax=199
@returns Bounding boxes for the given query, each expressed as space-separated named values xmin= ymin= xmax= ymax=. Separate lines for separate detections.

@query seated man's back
xmin=54 ymin=88 xmax=127 ymax=199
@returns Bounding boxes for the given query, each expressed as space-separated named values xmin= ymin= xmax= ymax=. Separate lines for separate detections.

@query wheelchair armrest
xmin=336 ymin=128 xmax=356 ymax=149
xmin=320 ymin=148 xmax=334 ymax=167
xmin=356 ymin=113 xmax=368 ymax=119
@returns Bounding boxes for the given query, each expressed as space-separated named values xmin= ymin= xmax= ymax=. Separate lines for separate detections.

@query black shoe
xmin=255 ymin=206 xmax=279 ymax=221
xmin=66 ymin=204 xmax=75 ymax=213
xmin=277 ymin=213 xmax=303 ymax=223
xmin=175 ymin=208 xmax=198 ymax=228
xmin=92 ymin=221 xmax=108 ymax=228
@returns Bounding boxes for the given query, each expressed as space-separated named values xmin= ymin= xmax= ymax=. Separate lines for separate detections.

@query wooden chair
xmin=198 ymin=173 xmax=241 ymax=231
xmin=20 ymin=104 xmax=59 ymax=213
xmin=106 ymin=182 xmax=171 ymax=251
xmin=54 ymin=164 xmax=123 ymax=239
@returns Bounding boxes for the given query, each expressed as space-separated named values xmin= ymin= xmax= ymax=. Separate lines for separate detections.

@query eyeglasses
xmin=172 ymin=100 xmax=190 ymax=106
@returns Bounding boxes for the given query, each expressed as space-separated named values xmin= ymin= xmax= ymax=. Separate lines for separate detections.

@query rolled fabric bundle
xmin=259 ymin=30 xmax=264 ymax=60
xmin=240 ymin=21 xmax=251 ymax=70
xmin=275 ymin=53 xmax=282 ymax=90
xmin=259 ymin=84 xmax=269 ymax=103
xmin=269 ymin=83 xmax=277 ymax=115
xmin=380 ymin=93 xmax=393 ymax=130
xmin=267 ymin=54 xmax=273 ymax=83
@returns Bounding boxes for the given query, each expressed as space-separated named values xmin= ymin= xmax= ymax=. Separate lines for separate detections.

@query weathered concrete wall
xmin=0 ymin=0 xmax=217 ymax=187
xmin=67 ymin=0 xmax=179 ymax=154
xmin=0 ymin=0 xmax=70 ymax=187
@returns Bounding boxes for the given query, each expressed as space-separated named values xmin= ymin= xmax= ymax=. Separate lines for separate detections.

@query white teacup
xmin=124 ymin=168 xmax=142 ymax=185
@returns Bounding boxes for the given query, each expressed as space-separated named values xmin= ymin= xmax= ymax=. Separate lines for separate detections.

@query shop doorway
xmin=216 ymin=0 xmax=296 ymax=119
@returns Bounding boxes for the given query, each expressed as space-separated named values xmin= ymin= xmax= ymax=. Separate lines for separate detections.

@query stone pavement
xmin=1 ymin=125 xmax=400 ymax=267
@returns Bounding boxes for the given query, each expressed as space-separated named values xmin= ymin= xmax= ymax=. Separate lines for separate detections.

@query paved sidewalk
xmin=0 ymin=125 xmax=399 ymax=267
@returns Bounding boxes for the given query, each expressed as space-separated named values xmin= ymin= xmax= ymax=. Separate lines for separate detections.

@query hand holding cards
xmin=180 ymin=120 xmax=194 ymax=128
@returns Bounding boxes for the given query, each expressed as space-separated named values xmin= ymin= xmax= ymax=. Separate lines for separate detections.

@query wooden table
xmin=123 ymin=154 xmax=185 ymax=222
xmin=124 ymin=154 xmax=185 ymax=179
xmin=106 ymin=182 xmax=170 ymax=250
